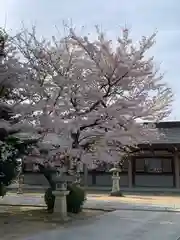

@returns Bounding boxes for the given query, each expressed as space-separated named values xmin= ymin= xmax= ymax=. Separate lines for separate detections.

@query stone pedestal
xmin=111 ymin=176 xmax=120 ymax=193
xmin=52 ymin=190 xmax=69 ymax=220
xmin=109 ymin=168 xmax=122 ymax=196
xmin=52 ymin=172 xmax=75 ymax=219
xmin=17 ymin=175 xmax=24 ymax=194
xmin=17 ymin=184 xmax=23 ymax=194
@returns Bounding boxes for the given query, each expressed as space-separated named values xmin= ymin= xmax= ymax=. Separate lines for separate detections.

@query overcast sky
xmin=1 ymin=0 xmax=180 ymax=120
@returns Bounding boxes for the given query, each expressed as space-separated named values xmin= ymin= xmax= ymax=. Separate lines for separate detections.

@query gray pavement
xmin=24 ymin=210 xmax=180 ymax=240
xmin=1 ymin=194 xmax=180 ymax=239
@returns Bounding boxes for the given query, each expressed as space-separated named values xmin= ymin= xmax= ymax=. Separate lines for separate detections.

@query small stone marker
xmin=52 ymin=173 xmax=75 ymax=220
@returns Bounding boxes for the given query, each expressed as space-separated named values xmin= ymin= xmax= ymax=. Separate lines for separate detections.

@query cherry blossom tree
xmin=0 ymin=29 xmax=38 ymax=195
xmin=8 ymin=26 xmax=173 ymax=173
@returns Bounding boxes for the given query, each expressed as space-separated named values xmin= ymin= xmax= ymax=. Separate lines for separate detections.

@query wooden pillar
xmin=171 ymin=158 xmax=175 ymax=187
xmin=83 ymin=164 xmax=88 ymax=187
xmin=132 ymin=158 xmax=136 ymax=186
xmin=174 ymin=152 xmax=180 ymax=188
xmin=128 ymin=158 xmax=133 ymax=188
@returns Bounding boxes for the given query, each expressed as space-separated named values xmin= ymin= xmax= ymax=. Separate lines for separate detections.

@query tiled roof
xmin=152 ymin=127 xmax=180 ymax=144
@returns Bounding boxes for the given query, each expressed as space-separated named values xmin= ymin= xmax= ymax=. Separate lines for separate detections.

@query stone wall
xmin=23 ymin=172 xmax=175 ymax=188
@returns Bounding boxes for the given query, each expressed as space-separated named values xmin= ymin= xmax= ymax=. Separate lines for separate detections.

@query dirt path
xmin=89 ymin=194 xmax=180 ymax=206
xmin=0 ymin=206 xmax=104 ymax=240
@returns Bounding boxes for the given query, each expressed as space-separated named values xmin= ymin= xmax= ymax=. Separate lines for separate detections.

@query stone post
xmin=109 ymin=168 xmax=122 ymax=196
xmin=112 ymin=172 xmax=120 ymax=192
xmin=74 ymin=161 xmax=81 ymax=186
xmin=17 ymin=175 xmax=24 ymax=194
xmin=52 ymin=181 xmax=69 ymax=220
xmin=52 ymin=174 xmax=75 ymax=220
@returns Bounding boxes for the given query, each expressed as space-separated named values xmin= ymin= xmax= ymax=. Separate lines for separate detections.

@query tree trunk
xmin=37 ymin=164 xmax=56 ymax=190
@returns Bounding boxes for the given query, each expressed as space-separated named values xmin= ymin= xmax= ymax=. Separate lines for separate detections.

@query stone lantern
xmin=17 ymin=174 xmax=24 ymax=194
xmin=109 ymin=167 xmax=123 ymax=197
xmin=52 ymin=172 xmax=75 ymax=220
xmin=17 ymin=159 xmax=24 ymax=194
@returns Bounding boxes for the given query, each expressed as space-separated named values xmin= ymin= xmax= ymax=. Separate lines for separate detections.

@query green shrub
xmin=0 ymin=183 xmax=6 ymax=197
xmin=44 ymin=184 xmax=86 ymax=214
xmin=0 ymin=160 xmax=18 ymax=187
xmin=0 ymin=137 xmax=38 ymax=197
xmin=66 ymin=184 xmax=86 ymax=213
xmin=44 ymin=188 xmax=55 ymax=213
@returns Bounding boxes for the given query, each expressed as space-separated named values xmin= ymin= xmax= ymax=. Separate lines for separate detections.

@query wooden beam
xmin=132 ymin=151 xmax=173 ymax=157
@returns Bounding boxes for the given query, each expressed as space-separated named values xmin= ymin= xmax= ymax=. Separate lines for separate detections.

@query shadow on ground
xmin=0 ymin=206 xmax=105 ymax=240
